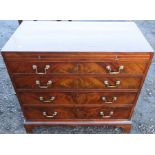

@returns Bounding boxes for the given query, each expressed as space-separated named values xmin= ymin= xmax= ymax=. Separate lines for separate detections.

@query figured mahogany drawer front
xmin=19 ymin=92 xmax=77 ymax=105
xmin=12 ymin=76 xmax=142 ymax=90
xmin=76 ymin=92 xmax=137 ymax=105
xmin=78 ymin=62 xmax=147 ymax=74
xmin=18 ymin=92 xmax=137 ymax=105
xmin=23 ymin=106 xmax=131 ymax=120
xmin=77 ymin=77 xmax=141 ymax=89
xmin=7 ymin=62 xmax=78 ymax=74
xmin=13 ymin=76 xmax=77 ymax=89
xmin=7 ymin=61 xmax=147 ymax=75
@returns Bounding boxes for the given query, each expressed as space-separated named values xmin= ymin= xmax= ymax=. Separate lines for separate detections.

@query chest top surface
xmin=1 ymin=21 xmax=154 ymax=52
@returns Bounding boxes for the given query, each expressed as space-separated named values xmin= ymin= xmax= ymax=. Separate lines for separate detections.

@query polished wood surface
xmin=1 ymin=21 xmax=154 ymax=133
xmin=23 ymin=105 xmax=132 ymax=120
xmin=75 ymin=92 xmax=137 ymax=105
xmin=18 ymin=92 xmax=137 ymax=105
xmin=7 ymin=61 xmax=147 ymax=75
xmin=12 ymin=75 xmax=142 ymax=90
xmin=2 ymin=52 xmax=151 ymax=61
xmin=19 ymin=92 xmax=77 ymax=105
xmin=77 ymin=76 xmax=142 ymax=89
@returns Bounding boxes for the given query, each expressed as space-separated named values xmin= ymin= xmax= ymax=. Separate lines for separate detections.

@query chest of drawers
xmin=1 ymin=21 xmax=154 ymax=133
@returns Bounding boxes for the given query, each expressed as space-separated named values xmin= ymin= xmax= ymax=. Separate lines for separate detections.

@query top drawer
xmin=2 ymin=52 xmax=151 ymax=62
xmin=6 ymin=61 xmax=148 ymax=75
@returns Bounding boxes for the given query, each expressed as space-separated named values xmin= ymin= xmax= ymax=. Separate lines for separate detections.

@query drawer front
xmin=78 ymin=77 xmax=141 ymax=89
xmin=76 ymin=92 xmax=137 ymax=104
xmin=7 ymin=61 xmax=147 ymax=75
xmin=13 ymin=76 xmax=77 ymax=89
xmin=18 ymin=92 xmax=137 ymax=105
xmin=23 ymin=106 xmax=131 ymax=120
xmin=18 ymin=92 xmax=77 ymax=105
xmin=78 ymin=62 xmax=147 ymax=74
xmin=13 ymin=76 xmax=141 ymax=90
xmin=7 ymin=62 xmax=78 ymax=74
xmin=3 ymin=52 xmax=151 ymax=62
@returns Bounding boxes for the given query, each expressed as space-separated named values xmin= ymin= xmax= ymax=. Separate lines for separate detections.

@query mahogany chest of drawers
xmin=1 ymin=21 xmax=154 ymax=133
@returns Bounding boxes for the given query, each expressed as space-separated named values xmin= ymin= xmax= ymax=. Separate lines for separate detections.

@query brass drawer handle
xmin=104 ymin=80 xmax=120 ymax=88
xmin=36 ymin=80 xmax=52 ymax=88
xmin=106 ymin=65 xmax=124 ymax=74
xmin=101 ymin=96 xmax=117 ymax=104
xmin=39 ymin=96 xmax=55 ymax=103
xmin=99 ymin=111 xmax=114 ymax=118
xmin=32 ymin=65 xmax=50 ymax=74
xmin=43 ymin=112 xmax=57 ymax=118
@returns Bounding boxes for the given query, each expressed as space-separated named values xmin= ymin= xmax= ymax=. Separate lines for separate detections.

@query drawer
xmin=12 ymin=75 xmax=142 ymax=90
xmin=78 ymin=76 xmax=142 ymax=89
xmin=18 ymin=92 xmax=77 ymax=105
xmin=76 ymin=92 xmax=137 ymax=104
xmin=18 ymin=92 xmax=137 ymax=105
xmin=7 ymin=62 xmax=78 ymax=74
xmin=12 ymin=75 xmax=77 ymax=89
xmin=6 ymin=61 xmax=147 ymax=75
xmin=3 ymin=52 xmax=151 ymax=62
xmin=23 ymin=105 xmax=132 ymax=120
xmin=78 ymin=62 xmax=147 ymax=74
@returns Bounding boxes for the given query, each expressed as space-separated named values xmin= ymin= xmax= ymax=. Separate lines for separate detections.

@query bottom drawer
xmin=23 ymin=106 xmax=132 ymax=120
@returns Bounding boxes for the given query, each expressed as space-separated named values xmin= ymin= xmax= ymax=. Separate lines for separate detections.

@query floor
xmin=0 ymin=20 xmax=155 ymax=134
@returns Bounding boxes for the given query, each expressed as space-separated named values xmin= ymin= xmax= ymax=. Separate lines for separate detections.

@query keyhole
xmin=76 ymin=64 xmax=80 ymax=72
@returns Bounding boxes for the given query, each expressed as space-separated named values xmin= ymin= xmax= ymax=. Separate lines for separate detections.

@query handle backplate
xmin=36 ymin=80 xmax=52 ymax=88
xmin=43 ymin=112 xmax=57 ymax=118
xmin=39 ymin=96 xmax=55 ymax=103
xmin=101 ymin=96 xmax=117 ymax=104
xmin=104 ymin=80 xmax=120 ymax=88
xmin=32 ymin=65 xmax=50 ymax=74
xmin=99 ymin=111 xmax=114 ymax=118
xmin=106 ymin=65 xmax=124 ymax=74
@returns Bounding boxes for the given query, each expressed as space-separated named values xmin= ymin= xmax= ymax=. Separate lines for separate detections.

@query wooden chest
xmin=1 ymin=21 xmax=154 ymax=133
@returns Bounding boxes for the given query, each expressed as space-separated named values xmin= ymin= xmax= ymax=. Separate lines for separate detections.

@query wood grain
xmin=18 ymin=92 xmax=77 ymax=105
xmin=78 ymin=77 xmax=142 ymax=89
xmin=18 ymin=92 xmax=137 ymax=105
xmin=23 ymin=105 xmax=132 ymax=120
xmin=12 ymin=75 xmax=142 ymax=90
xmin=7 ymin=61 xmax=147 ymax=75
